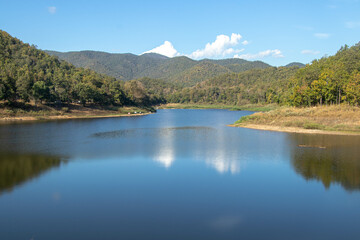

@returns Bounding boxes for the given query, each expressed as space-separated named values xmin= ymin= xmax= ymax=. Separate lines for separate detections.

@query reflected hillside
xmin=0 ymin=153 xmax=66 ymax=194
xmin=289 ymin=134 xmax=360 ymax=191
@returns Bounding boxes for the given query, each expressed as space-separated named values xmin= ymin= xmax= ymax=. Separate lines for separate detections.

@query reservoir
xmin=1 ymin=109 xmax=359 ymax=240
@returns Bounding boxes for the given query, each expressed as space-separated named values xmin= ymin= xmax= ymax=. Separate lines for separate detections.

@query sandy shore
xmin=229 ymin=123 xmax=360 ymax=136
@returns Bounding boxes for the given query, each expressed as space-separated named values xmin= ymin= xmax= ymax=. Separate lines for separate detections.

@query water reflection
xmin=0 ymin=153 xmax=66 ymax=194
xmin=90 ymin=126 xmax=214 ymax=139
xmin=91 ymin=125 xmax=243 ymax=173
xmin=153 ymin=129 xmax=175 ymax=168
xmin=205 ymin=156 xmax=240 ymax=174
xmin=1 ymin=110 xmax=360 ymax=240
xmin=289 ymin=134 xmax=360 ymax=191
xmin=199 ymin=128 xmax=241 ymax=174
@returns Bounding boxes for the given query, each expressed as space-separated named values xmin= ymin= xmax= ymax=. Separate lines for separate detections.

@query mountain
xmin=136 ymin=56 xmax=197 ymax=81
xmin=45 ymin=50 xmax=272 ymax=85
xmin=285 ymin=62 xmax=305 ymax=68
xmin=45 ymin=50 xmax=169 ymax=80
xmin=170 ymin=61 xmax=232 ymax=86
xmin=201 ymin=58 xmax=271 ymax=72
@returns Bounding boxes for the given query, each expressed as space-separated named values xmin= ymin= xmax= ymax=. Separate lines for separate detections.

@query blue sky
xmin=1 ymin=0 xmax=360 ymax=66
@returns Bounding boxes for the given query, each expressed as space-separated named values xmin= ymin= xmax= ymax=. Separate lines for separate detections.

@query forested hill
xmin=137 ymin=42 xmax=360 ymax=106
xmin=45 ymin=50 xmax=273 ymax=86
xmin=0 ymin=30 xmax=160 ymax=106
xmin=288 ymin=43 xmax=360 ymax=106
xmin=45 ymin=50 xmax=169 ymax=80
xmin=285 ymin=62 xmax=305 ymax=68
xmin=165 ymin=66 xmax=300 ymax=105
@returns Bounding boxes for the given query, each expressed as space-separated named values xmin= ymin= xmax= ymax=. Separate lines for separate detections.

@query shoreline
xmin=229 ymin=123 xmax=360 ymax=136
xmin=0 ymin=112 xmax=151 ymax=124
xmin=158 ymin=103 xmax=278 ymax=112
xmin=229 ymin=105 xmax=360 ymax=136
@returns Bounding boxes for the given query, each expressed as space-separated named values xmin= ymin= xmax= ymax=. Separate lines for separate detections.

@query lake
xmin=1 ymin=109 xmax=360 ymax=240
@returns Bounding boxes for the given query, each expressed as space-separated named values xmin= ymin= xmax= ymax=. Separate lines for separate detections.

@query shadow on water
xmin=288 ymin=134 xmax=360 ymax=191
xmin=90 ymin=126 xmax=214 ymax=139
xmin=0 ymin=153 xmax=67 ymax=194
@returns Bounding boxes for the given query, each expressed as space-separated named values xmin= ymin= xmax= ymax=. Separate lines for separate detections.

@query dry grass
xmin=234 ymin=105 xmax=360 ymax=133
xmin=0 ymin=102 xmax=151 ymax=123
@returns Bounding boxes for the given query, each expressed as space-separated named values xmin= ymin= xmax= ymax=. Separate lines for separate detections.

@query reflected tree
xmin=289 ymin=134 xmax=360 ymax=191
xmin=0 ymin=153 xmax=66 ymax=194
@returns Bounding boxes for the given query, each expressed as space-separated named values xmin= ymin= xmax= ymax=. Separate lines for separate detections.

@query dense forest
xmin=288 ymin=43 xmax=360 ymax=106
xmin=0 ymin=30 xmax=160 ymax=107
xmin=1 ymin=29 xmax=360 ymax=109
xmin=138 ymin=43 xmax=360 ymax=106
xmin=165 ymin=66 xmax=300 ymax=105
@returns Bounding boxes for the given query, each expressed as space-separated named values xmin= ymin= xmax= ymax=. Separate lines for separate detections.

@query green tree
xmin=109 ymin=81 xmax=126 ymax=105
xmin=74 ymin=82 xmax=95 ymax=106
xmin=32 ymin=81 xmax=50 ymax=104
xmin=344 ymin=71 xmax=360 ymax=105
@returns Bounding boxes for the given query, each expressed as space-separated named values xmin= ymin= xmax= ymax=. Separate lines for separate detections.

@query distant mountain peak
xmin=140 ymin=52 xmax=169 ymax=60
xmin=285 ymin=62 xmax=305 ymax=68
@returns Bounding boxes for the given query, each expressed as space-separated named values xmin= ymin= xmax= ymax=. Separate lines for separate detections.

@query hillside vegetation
xmin=231 ymin=43 xmax=360 ymax=134
xmin=46 ymin=50 xmax=272 ymax=85
xmin=167 ymin=66 xmax=300 ymax=105
xmin=165 ymin=43 xmax=360 ymax=107
xmin=0 ymin=30 xmax=161 ymax=108
xmin=288 ymin=43 xmax=360 ymax=106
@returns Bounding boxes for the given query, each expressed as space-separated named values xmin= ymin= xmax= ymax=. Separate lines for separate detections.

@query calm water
xmin=0 ymin=109 xmax=360 ymax=240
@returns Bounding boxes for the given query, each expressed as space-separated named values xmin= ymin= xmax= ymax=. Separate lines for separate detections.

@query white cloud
xmin=314 ymin=33 xmax=330 ymax=39
xmin=241 ymin=40 xmax=249 ymax=45
xmin=234 ymin=49 xmax=284 ymax=60
xmin=301 ymin=50 xmax=320 ymax=55
xmin=142 ymin=33 xmax=283 ymax=61
xmin=48 ymin=6 xmax=56 ymax=14
xmin=189 ymin=33 xmax=243 ymax=59
xmin=143 ymin=41 xmax=179 ymax=58
xmin=346 ymin=21 xmax=360 ymax=28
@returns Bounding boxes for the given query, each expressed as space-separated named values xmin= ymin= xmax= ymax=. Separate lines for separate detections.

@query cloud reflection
xmin=201 ymin=128 xmax=242 ymax=174
xmin=153 ymin=148 xmax=175 ymax=169
xmin=205 ymin=156 xmax=241 ymax=174
xmin=149 ymin=125 xmax=244 ymax=174
xmin=153 ymin=128 xmax=175 ymax=169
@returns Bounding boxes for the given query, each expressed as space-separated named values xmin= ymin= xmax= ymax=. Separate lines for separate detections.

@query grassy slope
xmin=232 ymin=105 xmax=360 ymax=134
